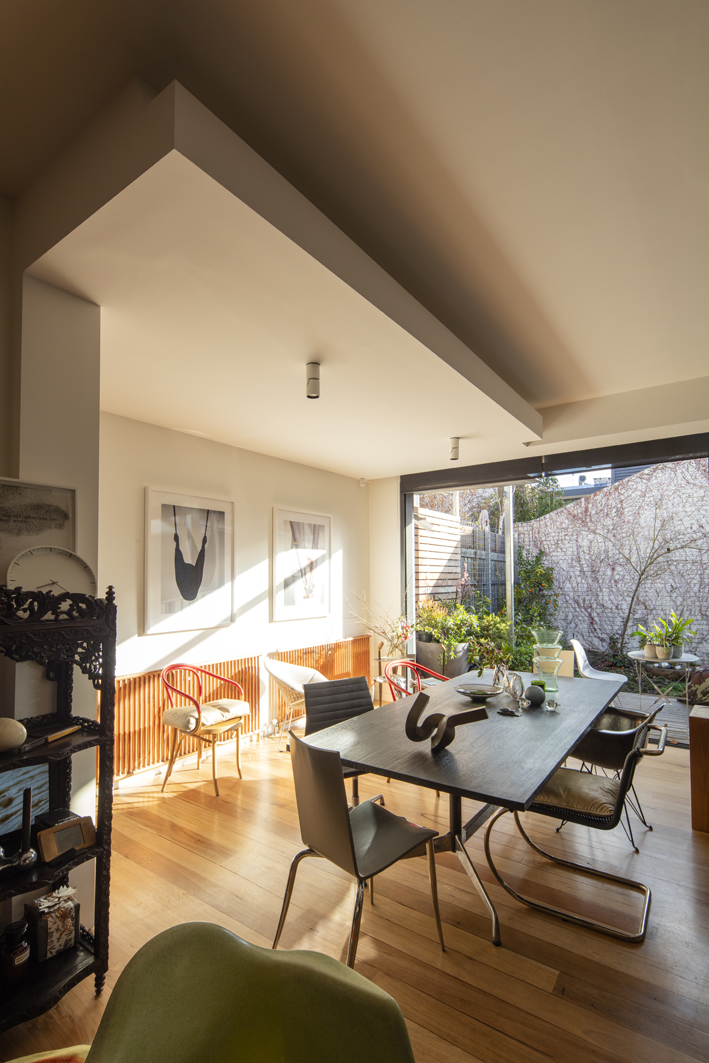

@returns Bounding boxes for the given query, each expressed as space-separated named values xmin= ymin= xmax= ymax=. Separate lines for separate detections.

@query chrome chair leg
xmin=369 ymin=876 xmax=374 ymax=906
xmin=272 ymin=848 xmax=317 ymax=950
xmin=620 ymin=804 xmax=639 ymax=853
xmin=351 ymin=777 xmax=359 ymax=806
xmin=484 ymin=808 xmax=651 ymax=942
xmin=426 ymin=839 xmax=445 ymax=952
xmin=347 ymin=880 xmax=366 ymax=968
xmin=455 ymin=835 xmax=501 ymax=946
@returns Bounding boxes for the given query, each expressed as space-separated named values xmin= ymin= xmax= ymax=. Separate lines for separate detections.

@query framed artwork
xmin=0 ymin=478 xmax=76 ymax=583
xmin=272 ymin=508 xmax=331 ymax=622
xmin=144 ymin=489 xmax=234 ymax=635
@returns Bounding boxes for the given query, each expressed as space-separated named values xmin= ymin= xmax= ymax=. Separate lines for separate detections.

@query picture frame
xmin=0 ymin=478 xmax=76 ymax=584
xmin=272 ymin=507 xmax=331 ymax=622
xmin=144 ymin=489 xmax=234 ymax=635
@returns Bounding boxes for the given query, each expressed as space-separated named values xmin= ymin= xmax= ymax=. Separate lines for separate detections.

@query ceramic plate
xmin=454 ymin=684 xmax=503 ymax=701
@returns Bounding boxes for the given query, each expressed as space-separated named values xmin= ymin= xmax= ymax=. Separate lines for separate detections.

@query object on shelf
xmin=0 ymin=787 xmax=38 ymax=879
xmin=0 ymin=718 xmax=27 ymax=753
xmin=37 ymin=812 xmax=96 ymax=865
xmin=0 ymin=920 xmax=30 ymax=988
xmin=25 ymin=886 xmax=80 ymax=962
xmin=18 ymin=725 xmax=82 ymax=754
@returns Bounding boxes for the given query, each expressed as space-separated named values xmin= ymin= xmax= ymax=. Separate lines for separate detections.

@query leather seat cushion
xmin=533 ymin=767 xmax=620 ymax=817
xmin=163 ymin=699 xmax=249 ymax=732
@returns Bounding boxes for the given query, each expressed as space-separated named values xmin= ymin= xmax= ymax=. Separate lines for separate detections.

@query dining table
xmin=305 ymin=670 xmax=625 ymax=946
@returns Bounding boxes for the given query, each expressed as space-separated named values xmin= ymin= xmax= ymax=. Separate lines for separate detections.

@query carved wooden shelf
xmin=0 ymin=586 xmax=116 ymax=1032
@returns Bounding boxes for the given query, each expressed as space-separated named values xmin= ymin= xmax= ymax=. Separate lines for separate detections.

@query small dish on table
xmin=454 ymin=683 xmax=503 ymax=702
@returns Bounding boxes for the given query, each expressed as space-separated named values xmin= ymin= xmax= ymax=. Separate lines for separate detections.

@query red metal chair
xmin=384 ymin=659 xmax=447 ymax=701
xmin=160 ymin=664 xmax=250 ymax=796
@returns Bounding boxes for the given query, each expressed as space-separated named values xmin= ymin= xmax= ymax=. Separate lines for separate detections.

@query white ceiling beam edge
xmin=530 ymin=375 xmax=709 ymax=449
xmin=18 ymin=78 xmax=541 ymax=442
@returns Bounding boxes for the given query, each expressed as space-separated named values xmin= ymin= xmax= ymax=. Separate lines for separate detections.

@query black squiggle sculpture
xmin=405 ymin=692 xmax=488 ymax=754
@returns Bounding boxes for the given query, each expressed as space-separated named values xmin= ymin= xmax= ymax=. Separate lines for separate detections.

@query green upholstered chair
xmin=6 ymin=923 xmax=415 ymax=1063
xmin=82 ymin=921 xmax=415 ymax=1063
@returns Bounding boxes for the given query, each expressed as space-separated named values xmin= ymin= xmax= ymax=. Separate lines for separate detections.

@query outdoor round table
xmin=628 ymin=650 xmax=699 ymax=709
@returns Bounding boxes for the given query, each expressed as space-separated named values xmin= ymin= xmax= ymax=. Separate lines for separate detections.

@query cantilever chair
xmin=274 ymin=732 xmax=445 ymax=968
xmin=263 ymin=654 xmax=329 ymax=751
xmin=24 ymin=922 xmax=416 ymax=1063
xmin=160 ymin=664 xmax=250 ymax=796
xmin=485 ymin=718 xmax=667 ymax=942
xmin=304 ymin=676 xmax=375 ymax=805
xmin=384 ymin=659 xmax=447 ymax=701
xmin=569 ymin=698 xmax=667 ymax=849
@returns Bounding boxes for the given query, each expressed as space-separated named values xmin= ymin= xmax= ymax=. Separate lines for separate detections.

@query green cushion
xmin=85 ymin=923 xmax=414 ymax=1063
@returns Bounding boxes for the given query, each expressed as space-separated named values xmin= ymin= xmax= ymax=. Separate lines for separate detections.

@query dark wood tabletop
xmin=306 ymin=672 xmax=624 ymax=811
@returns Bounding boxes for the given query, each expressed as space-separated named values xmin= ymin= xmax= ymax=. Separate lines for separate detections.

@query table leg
xmin=449 ymin=793 xmax=462 ymax=841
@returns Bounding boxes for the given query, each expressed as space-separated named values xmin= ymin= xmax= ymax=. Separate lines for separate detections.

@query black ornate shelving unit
xmin=0 ymin=586 xmax=116 ymax=1032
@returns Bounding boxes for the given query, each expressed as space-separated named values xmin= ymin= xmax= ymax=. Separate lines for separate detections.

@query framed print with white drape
xmin=144 ymin=489 xmax=234 ymax=634
xmin=272 ymin=508 xmax=330 ymax=621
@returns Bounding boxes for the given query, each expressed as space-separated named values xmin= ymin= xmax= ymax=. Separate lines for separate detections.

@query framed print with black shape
xmin=145 ymin=489 xmax=234 ymax=634
xmin=272 ymin=508 xmax=330 ymax=622
xmin=0 ymin=478 xmax=76 ymax=582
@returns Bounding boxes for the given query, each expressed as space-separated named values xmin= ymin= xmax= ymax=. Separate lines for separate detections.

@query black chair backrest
xmin=303 ymin=676 xmax=374 ymax=736
xmin=289 ymin=733 xmax=358 ymax=878
xmin=578 ymin=703 xmax=665 ymax=771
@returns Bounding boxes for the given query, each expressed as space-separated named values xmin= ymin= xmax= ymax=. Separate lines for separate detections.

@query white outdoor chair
xmin=263 ymin=655 xmax=329 ymax=751
xmin=571 ymin=639 xmax=629 ymax=687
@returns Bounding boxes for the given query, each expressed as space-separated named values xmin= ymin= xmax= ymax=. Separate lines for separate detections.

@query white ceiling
xmin=11 ymin=0 xmax=709 ymax=477
xmin=29 ymin=151 xmax=532 ymax=478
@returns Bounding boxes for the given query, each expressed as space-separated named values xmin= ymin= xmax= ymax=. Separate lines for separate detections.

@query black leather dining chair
xmin=569 ymin=699 xmax=667 ymax=850
xmin=303 ymin=676 xmax=374 ymax=805
xmin=273 ymin=732 xmax=445 ymax=968
xmin=484 ymin=717 xmax=667 ymax=942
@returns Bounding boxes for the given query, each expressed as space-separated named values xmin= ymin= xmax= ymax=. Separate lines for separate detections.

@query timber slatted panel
xmin=113 ymin=656 xmax=260 ymax=778
xmin=268 ymin=635 xmax=371 ymax=725
xmin=415 ymin=505 xmax=507 ymax=610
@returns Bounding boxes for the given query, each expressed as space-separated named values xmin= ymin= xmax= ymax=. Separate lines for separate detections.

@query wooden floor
xmin=2 ymin=738 xmax=708 ymax=1063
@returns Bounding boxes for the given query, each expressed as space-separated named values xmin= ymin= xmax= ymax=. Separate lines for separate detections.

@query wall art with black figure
xmin=272 ymin=507 xmax=330 ymax=622
xmin=144 ymin=489 xmax=234 ymax=634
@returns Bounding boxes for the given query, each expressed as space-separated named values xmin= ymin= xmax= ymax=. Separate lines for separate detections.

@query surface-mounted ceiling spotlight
xmin=450 ymin=437 xmax=459 ymax=461
xmin=306 ymin=362 xmax=320 ymax=399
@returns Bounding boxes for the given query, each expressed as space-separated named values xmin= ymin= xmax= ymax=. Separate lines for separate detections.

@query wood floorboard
xmin=1 ymin=742 xmax=708 ymax=1063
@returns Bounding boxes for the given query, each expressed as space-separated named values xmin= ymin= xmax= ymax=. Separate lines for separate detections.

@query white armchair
xmin=262 ymin=655 xmax=329 ymax=750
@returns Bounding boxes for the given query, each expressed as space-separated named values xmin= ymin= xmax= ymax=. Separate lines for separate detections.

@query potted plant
xmin=666 ymin=611 xmax=696 ymax=659
xmin=651 ymin=618 xmax=673 ymax=661
xmin=416 ymin=600 xmax=472 ymax=677
xmin=630 ymin=624 xmax=659 ymax=659
xmin=415 ymin=597 xmax=443 ymax=643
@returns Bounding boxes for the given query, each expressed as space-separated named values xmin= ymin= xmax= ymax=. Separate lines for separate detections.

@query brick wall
xmin=515 ymin=460 xmax=709 ymax=657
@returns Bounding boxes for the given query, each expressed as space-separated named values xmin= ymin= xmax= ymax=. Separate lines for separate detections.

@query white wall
xmin=20 ymin=275 xmax=101 ymax=573
xmin=99 ymin=413 xmax=370 ymax=684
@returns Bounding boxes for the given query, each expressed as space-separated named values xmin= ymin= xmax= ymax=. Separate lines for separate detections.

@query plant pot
xmin=672 ymin=643 xmax=684 ymax=659
xmin=655 ymin=645 xmax=672 ymax=661
xmin=644 ymin=643 xmax=657 ymax=659
xmin=415 ymin=630 xmax=433 ymax=643
xmin=416 ymin=640 xmax=469 ymax=678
